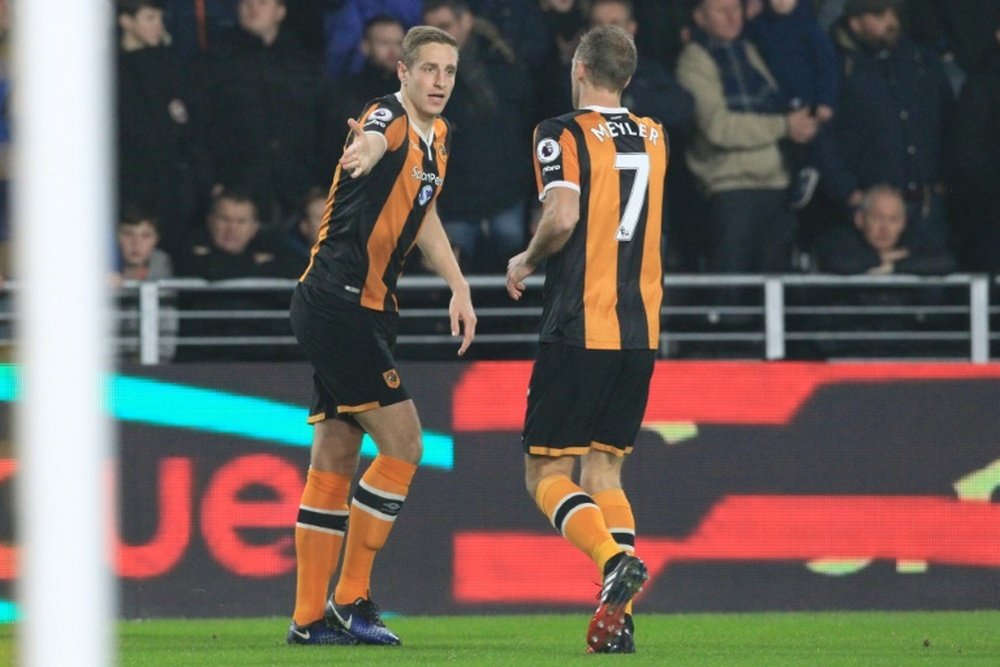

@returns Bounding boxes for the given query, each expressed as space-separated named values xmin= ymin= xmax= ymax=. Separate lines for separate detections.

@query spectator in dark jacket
xmin=814 ymin=0 xmax=953 ymax=249
xmin=161 ymin=0 xmax=239 ymax=61
xmin=117 ymin=0 xmax=212 ymax=257
xmin=469 ymin=0 xmax=552 ymax=69
xmin=900 ymin=0 xmax=1000 ymax=94
xmin=747 ymin=0 xmax=839 ymax=117
xmin=533 ymin=0 xmax=588 ymax=121
xmin=322 ymin=0 xmax=421 ymax=82
xmin=951 ymin=15 xmax=1000 ymax=272
xmin=424 ymin=0 xmax=535 ymax=273
xmin=677 ymin=0 xmax=818 ymax=276
xmin=746 ymin=0 xmax=839 ymax=210
xmin=934 ymin=0 xmax=1000 ymax=75
xmin=176 ymin=187 xmax=299 ymax=280
xmin=331 ymin=14 xmax=406 ymax=163
xmin=813 ymin=184 xmax=955 ymax=275
xmin=195 ymin=0 xmax=340 ymax=226
xmin=175 ymin=187 xmax=300 ymax=360
xmin=587 ymin=0 xmax=694 ymax=134
xmin=632 ymin=0 xmax=691 ymax=71
xmin=810 ymin=183 xmax=955 ymax=358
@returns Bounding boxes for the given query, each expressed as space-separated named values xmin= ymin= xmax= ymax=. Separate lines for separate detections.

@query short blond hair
xmin=574 ymin=24 xmax=637 ymax=92
xmin=401 ymin=25 xmax=458 ymax=68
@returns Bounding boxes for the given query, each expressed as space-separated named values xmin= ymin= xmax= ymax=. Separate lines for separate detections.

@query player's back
xmin=532 ymin=106 xmax=668 ymax=350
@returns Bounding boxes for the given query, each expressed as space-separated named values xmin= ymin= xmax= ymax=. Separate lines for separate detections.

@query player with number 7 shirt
xmin=505 ymin=24 xmax=668 ymax=654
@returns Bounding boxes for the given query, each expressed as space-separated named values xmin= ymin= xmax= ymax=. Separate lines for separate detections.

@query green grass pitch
xmin=2 ymin=611 xmax=998 ymax=665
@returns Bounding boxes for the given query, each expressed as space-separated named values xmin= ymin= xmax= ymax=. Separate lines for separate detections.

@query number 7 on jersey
xmin=614 ymin=152 xmax=650 ymax=242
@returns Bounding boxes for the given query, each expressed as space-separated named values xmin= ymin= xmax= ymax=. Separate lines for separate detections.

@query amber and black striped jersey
xmin=532 ymin=105 xmax=668 ymax=350
xmin=300 ymin=93 xmax=450 ymax=312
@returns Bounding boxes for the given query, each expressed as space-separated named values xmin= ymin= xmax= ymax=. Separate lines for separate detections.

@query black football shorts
xmin=522 ymin=342 xmax=655 ymax=457
xmin=290 ymin=282 xmax=410 ymax=424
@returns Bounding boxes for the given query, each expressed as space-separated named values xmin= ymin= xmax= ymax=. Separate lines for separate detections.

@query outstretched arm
xmin=416 ymin=201 xmax=477 ymax=355
xmin=339 ymin=118 xmax=388 ymax=178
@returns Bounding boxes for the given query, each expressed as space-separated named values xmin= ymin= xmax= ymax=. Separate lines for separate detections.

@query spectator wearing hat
xmin=813 ymin=0 xmax=954 ymax=249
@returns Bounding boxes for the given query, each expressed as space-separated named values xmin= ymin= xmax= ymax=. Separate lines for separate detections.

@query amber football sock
xmin=594 ymin=488 xmax=637 ymax=614
xmin=534 ymin=475 xmax=622 ymax=572
xmin=292 ymin=468 xmax=352 ymax=625
xmin=334 ymin=454 xmax=416 ymax=605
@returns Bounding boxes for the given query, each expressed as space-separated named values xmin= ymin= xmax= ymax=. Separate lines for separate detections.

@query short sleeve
xmin=358 ymin=101 xmax=407 ymax=151
xmin=532 ymin=118 xmax=580 ymax=201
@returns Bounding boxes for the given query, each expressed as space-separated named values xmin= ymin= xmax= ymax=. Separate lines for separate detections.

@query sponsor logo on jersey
xmin=536 ymin=137 xmax=561 ymax=164
xmin=411 ymin=166 xmax=444 ymax=186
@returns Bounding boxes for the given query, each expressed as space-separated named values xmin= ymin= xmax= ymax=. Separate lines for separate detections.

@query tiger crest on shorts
xmin=383 ymin=369 xmax=401 ymax=389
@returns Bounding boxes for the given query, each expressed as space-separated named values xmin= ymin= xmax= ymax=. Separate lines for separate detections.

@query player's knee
xmin=381 ymin=435 xmax=422 ymax=465
xmin=524 ymin=471 xmax=539 ymax=499
xmin=580 ymin=468 xmax=623 ymax=496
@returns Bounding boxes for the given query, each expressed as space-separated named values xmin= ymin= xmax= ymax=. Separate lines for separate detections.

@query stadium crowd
xmin=1 ymin=0 xmax=999 ymax=359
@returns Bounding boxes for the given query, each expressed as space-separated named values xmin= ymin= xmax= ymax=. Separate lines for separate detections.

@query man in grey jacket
xmin=677 ymin=0 xmax=817 ymax=275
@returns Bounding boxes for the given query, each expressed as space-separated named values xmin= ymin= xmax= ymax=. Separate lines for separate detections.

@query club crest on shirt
xmin=418 ymin=184 xmax=434 ymax=206
xmin=383 ymin=369 xmax=401 ymax=389
xmin=536 ymin=137 xmax=561 ymax=164
xmin=168 ymin=98 xmax=189 ymax=124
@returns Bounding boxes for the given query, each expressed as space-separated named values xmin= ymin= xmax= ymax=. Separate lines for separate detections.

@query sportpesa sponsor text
xmin=411 ymin=166 xmax=443 ymax=186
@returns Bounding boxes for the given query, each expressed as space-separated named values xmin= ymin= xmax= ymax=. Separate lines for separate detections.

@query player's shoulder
xmin=625 ymin=109 xmax=670 ymax=149
xmin=535 ymin=109 xmax=590 ymax=137
xmin=433 ymin=114 xmax=451 ymax=138
xmin=368 ymin=93 xmax=405 ymax=115
xmin=360 ymin=94 xmax=406 ymax=129
xmin=629 ymin=110 xmax=666 ymax=131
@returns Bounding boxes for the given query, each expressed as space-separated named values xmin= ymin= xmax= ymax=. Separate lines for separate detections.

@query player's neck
xmin=578 ymin=87 xmax=623 ymax=111
xmin=399 ymin=91 xmax=435 ymax=137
